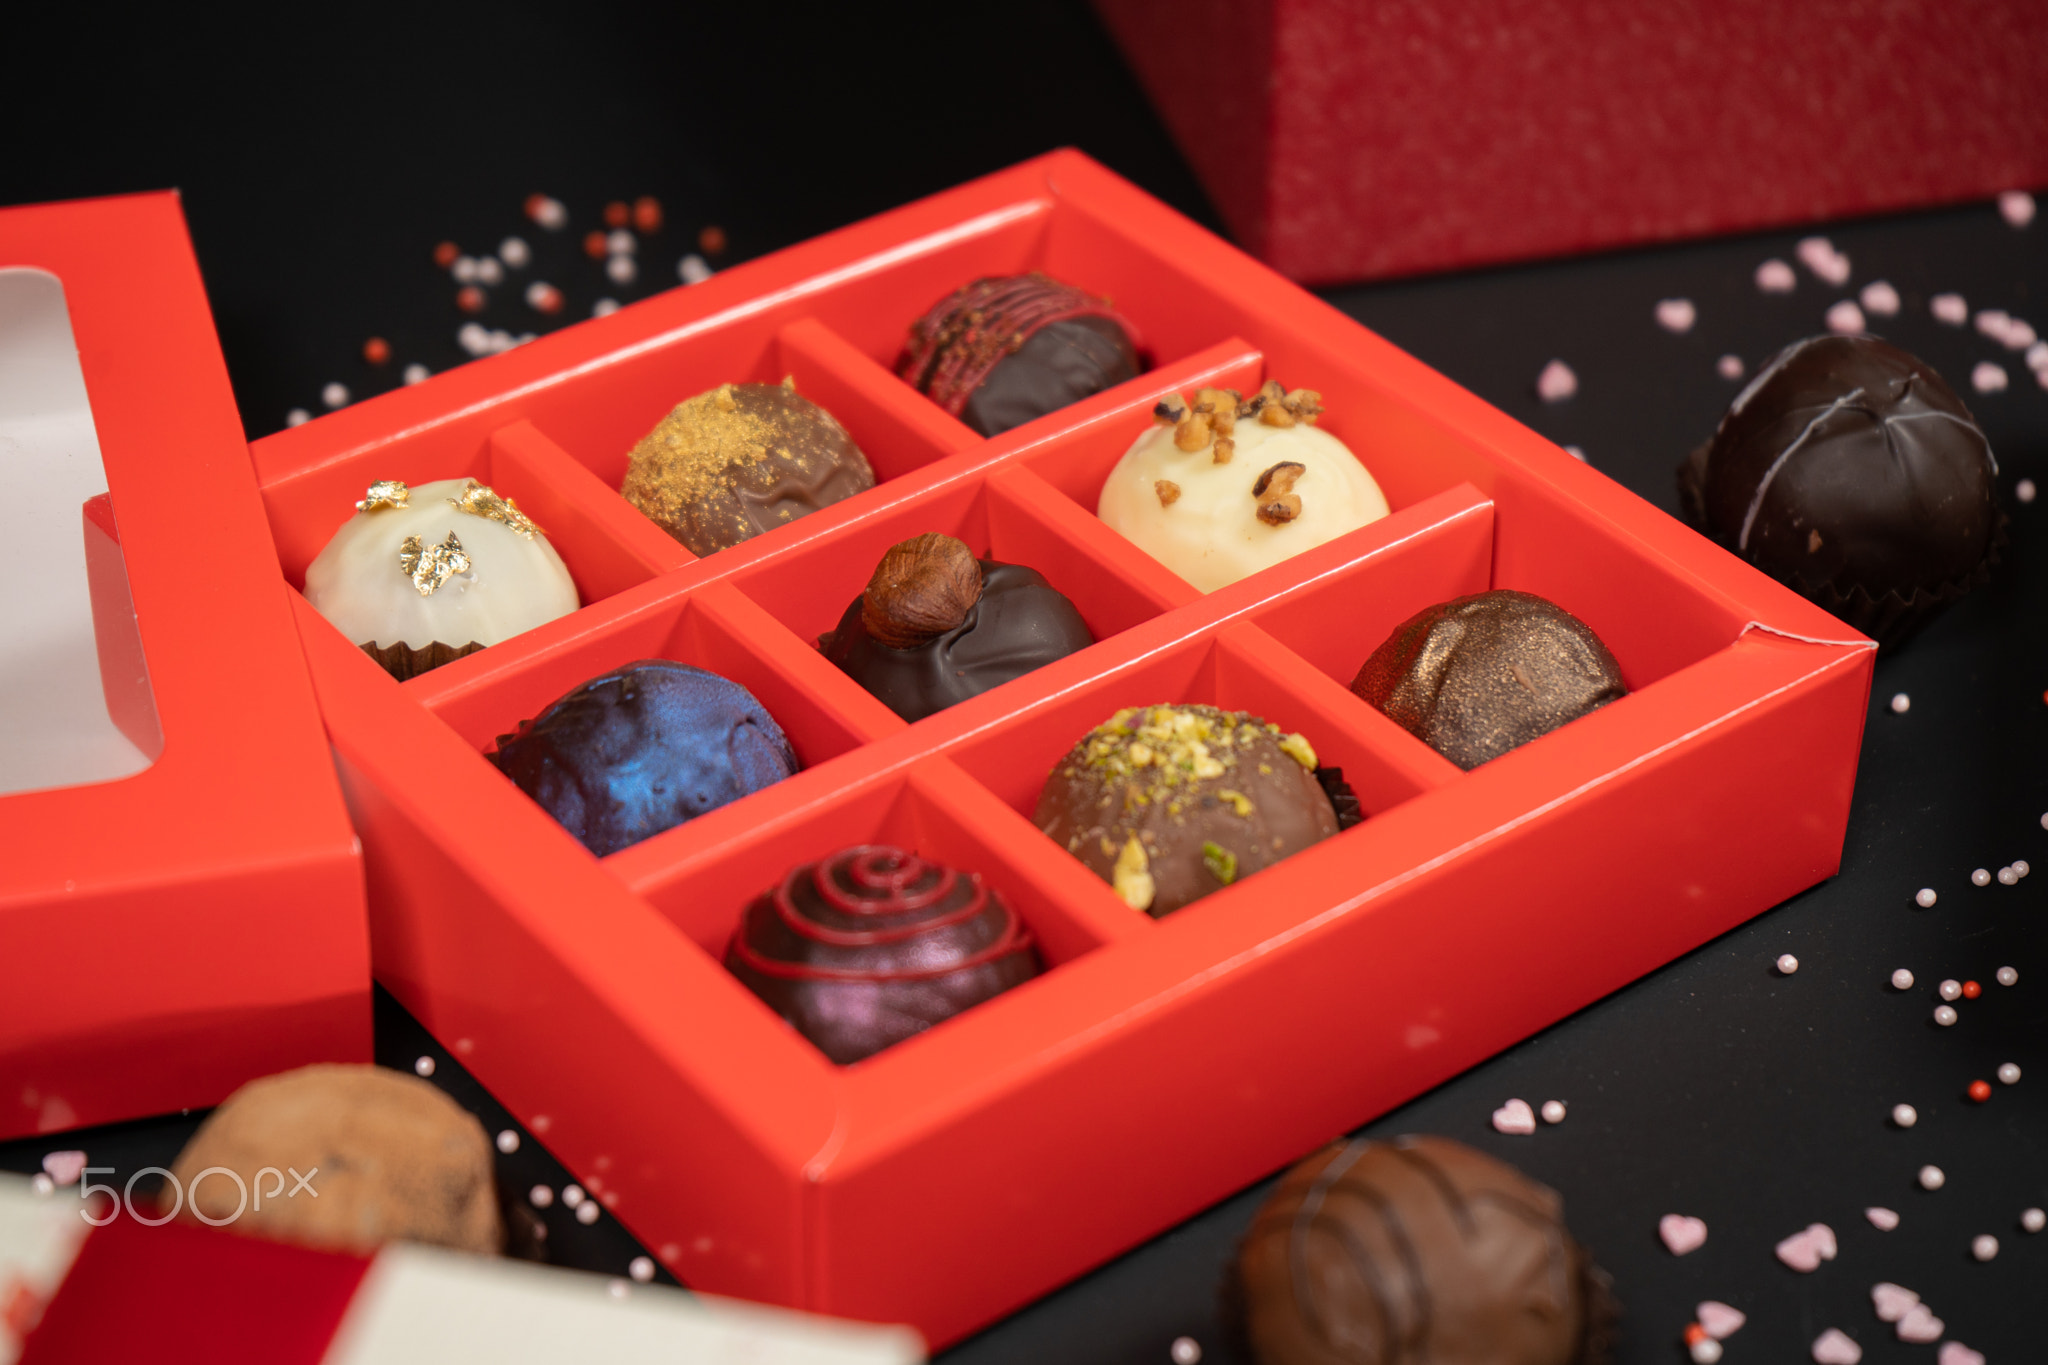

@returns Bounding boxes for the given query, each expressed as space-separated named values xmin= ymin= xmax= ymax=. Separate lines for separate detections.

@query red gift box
xmin=0 ymin=194 xmax=369 ymax=1141
xmin=1095 ymin=0 xmax=2048 ymax=283
xmin=248 ymin=152 xmax=1872 ymax=1345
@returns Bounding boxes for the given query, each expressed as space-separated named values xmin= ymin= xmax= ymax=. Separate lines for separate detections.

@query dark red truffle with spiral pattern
xmin=724 ymin=845 xmax=1041 ymax=1065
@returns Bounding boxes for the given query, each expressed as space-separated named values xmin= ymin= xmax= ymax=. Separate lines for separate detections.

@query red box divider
xmin=250 ymin=151 xmax=1875 ymax=1345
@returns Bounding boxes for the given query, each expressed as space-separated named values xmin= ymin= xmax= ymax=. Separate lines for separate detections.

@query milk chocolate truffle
xmin=1034 ymin=703 xmax=1342 ymax=918
xmin=898 ymin=273 xmax=1143 ymax=437
xmin=489 ymin=659 xmax=798 ymax=857
xmin=621 ymin=378 xmax=875 ymax=557
xmin=168 ymin=1064 xmax=502 ymax=1255
xmin=819 ymin=533 xmax=1094 ymax=723
xmin=1098 ymin=384 xmax=1390 ymax=592
xmin=1679 ymin=334 xmax=1999 ymax=650
xmin=1232 ymin=1136 xmax=1615 ymax=1365
xmin=725 ymin=844 xmax=1041 ymax=1065
xmin=304 ymin=478 xmax=580 ymax=680
xmin=1353 ymin=590 xmax=1625 ymax=770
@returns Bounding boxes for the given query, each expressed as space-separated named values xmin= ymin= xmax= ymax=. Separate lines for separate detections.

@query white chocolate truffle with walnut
xmin=1097 ymin=383 xmax=1389 ymax=592
xmin=304 ymin=477 xmax=579 ymax=680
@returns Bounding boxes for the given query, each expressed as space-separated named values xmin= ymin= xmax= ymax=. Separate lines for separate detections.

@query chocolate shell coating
xmin=621 ymin=381 xmax=875 ymax=557
xmin=1352 ymin=590 xmax=1625 ymax=771
xmin=820 ymin=559 xmax=1094 ymax=722
xmin=489 ymin=659 xmax=798 ymax=857
xmin=961 ymin=316 xmax=1140 ymax=438
xmin=1233 ymin=1136 xmax=1613 ymax=1365
xmin=725 ymin=845 xmax=1041 ymax=1065
xmin=1680 ymin=334 xmax=1998 ymax=648
xmin=1033 ymin=704 xmax=1341 ymax=918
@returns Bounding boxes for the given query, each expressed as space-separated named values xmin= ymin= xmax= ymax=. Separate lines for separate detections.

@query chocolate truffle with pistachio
xmin=1033 ymin=703 xmax=1343 ymax=918
xmin=621 ymin=378 xmax=875 ymax=557
xmin=1098 ymin=382 xmax=1390 ymax=592
xmin=898 ymin=273 xmax=1144 ymax=437
xmin=819 ymin=532 xmax=1094 ymax=723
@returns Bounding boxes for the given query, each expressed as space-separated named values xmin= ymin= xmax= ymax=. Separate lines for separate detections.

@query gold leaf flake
xmin=399 ymin=531 xmax=471 ymax=595
xmin=357 ymin=480 xmax=410 ymax=512
xmin=447 ymin=479 xmax=543 ymax=538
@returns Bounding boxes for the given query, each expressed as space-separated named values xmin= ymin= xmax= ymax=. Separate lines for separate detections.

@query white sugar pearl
xmin=1535 ymin=359 xmax=1577 ymax=402
xmin=2024 ymin=1207 xmax=2046 ymax=1232
xmin=629 ymin=1256 xmax=655 ymax=1283
xmin=1940 ymin=979 xmax=1962 ymax=1000
xmin=1541 ymin=1100 xmax=1567 ymax=1124
xmin=1892 ymin=969 xmax=1916 ymax=990
xmin=1934 ymin=1005 xmax=1957 ymax=1026
xmin=1826 ymin=300 xmax=1866 ymax=335
xmin=1655 ymin=298 xmax=1697 ymax=333
xmin=2020 ymin=478 xmax=2038 ymax=503
xmin=592 ymin=297 xmax=621 ymax=317
xmin=1171 ymin=1338 xmax=1203 ymax=1365
xmin=2002 ymin=190 xmax=2038 ymax=227
xmin=529 ymin=1184 xmax=554 ymax=1208
xmin=1890 ymin=693 xmax=1910 ymax=714
xmin=606 ymin=229 xmax=636 ymax=256
xmin=402 ymin=363 xmax=430 ymax=386
xmin=679 ymin=253 xmax=713 ymax=284
xmin=1777 ymin=954 xmax=1800 ymax=975
xmin=413 ymin=1055 xmax=436 ymax=1077
xmin=1915 ymin=888 xmax=1936 ymax=907
xmin=1973 ymin=361 xmax=2009 ymax=394
xmin=1972 ymin=868 xmax=1992 ymax=886
xmin=1893 ymin=1103 xmax=1918 ymax=1128
xmin=496 ymin=1130 xmax=520 ymax=1154
xmin=1999 ymin=1062 xmax=2021 ymax=1085
xmin=1717 ymin=354 xmax=1744 ymax=380
xmin=476 ymin=257 xmax=504 ymax=286
xmin=562 ymin=1184 xmax=585 ymax=1209
xmin=321 ymin=382 xmax=350 ymax=409
xmin=528 ymin=196 xmax=568 ymax=230
xmin=1860 ymin=280 xmax=1901 ymax=315
xmin=30 ymin=1174 xmax=54 ymax=1196
xmin=606 ymin=255 xmax=637 ymax=285
xmin=1755 ymin=259 xmax=1797 ymax=293
xmin=577 ymin=1200 xmax=601 ymax=1225
xmin=452 ymin=255 xmax=480 ymax=283
xmin=1919 ymin=1164 xmax=1945 ymax=1190
xmin=1690 ymin=1340 xmax=1723 ymax=1365
xmin=285 ymin=408 xmax=311 ymax=427
xmin=1999 ymin=866 xmax=2019 ymax=884
xmin=1997 ymin=966 xmax=2018 ymax=986
xmin=1564 ymin=444 xmax=1587 ymax=461
xmin=2014 ymin=860 xmax=2030 ymax=877
xmin=1973 ymin=1233 xmax=1999 ymax=1260
xmin=458 ymin=322 xmax=491 ymax=355
xmin=499 ymin=236 xmax=530 ymax=268
xmin=1931 ymin=292 xmax=1969 ymax=325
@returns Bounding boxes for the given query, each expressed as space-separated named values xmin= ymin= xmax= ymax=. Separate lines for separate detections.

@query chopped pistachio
xmin=1202 ymin=842 xmax=1238 ymax=886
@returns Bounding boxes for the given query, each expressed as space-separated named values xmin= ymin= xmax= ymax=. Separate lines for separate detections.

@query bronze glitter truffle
xmin=621 ymin=378 xmax=875 ymax=557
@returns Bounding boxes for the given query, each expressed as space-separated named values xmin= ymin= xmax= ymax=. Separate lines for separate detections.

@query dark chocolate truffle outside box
xmin=489 ymin=660 xmax=798 ymax=857
xmin=897 ymin=272 xmax=1144 ymax=437
xmin=1231 ymin=1135 xmax=1615 ymax=1365
xmin=725 ymin=845 xmax=1041 ymax=1065
xmin=1352 ymin=590 xmax=1626 ymax=771
xmin=1678 ymin=333 xmax=1999 ymax=650
xmin=621 ymin=379 xmax=875 ymax=557
xmin=1033 ymin=703 xmax=1342 ymax=918
xmin=820 ymin=532 xmax=1094 ymax=723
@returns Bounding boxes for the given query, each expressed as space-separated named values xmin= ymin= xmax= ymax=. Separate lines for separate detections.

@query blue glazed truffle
xmin=489 ymin=660 xmax=798 ymax=857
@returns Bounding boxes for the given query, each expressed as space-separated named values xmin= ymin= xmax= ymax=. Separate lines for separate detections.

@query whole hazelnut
xmin=861 ymin=533 xmax=984 ymax=650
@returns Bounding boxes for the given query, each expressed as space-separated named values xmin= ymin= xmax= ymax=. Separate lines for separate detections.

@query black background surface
xmin=4 ymin=5 xmax=2043 ymax=1362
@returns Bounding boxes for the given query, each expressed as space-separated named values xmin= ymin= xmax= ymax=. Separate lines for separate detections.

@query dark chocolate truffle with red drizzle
xmin=1678 ymin=334 xmax=1999 ymax=650
xmin=898 ymin=273 xmax=1143 ymax=437
xmin=819 ymin=532 xmax=1095 ymax=723
xmin=725 ymin=845 xmax=1041 ymax=1065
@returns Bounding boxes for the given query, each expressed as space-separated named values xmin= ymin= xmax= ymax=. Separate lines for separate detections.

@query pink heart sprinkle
xmin=1656 ymin=298 xmax=1697 ymax=333
xmin=1660 ymin=1213 xmax=1708 ymax=1256
xmin=1756 ymin=259 xmax=1797 ymax=293
xmin=1939 ymin=1343 xmax=1985 ymax=1365
xmin=1865 ymin=1207 xmax=1900 ymax=1231
xmin=1807 ymin=1223 xmax=1838 ymax=1260
xmin=1776 ymin=1228 xmax=1824 ymax=1272
xmin=1812 ymin=1328 xmax=1862 ymax=1364
xmin=1696 ymin=1301 xmax=1746 ymax=1340
xmin=1491 ymin=1098 xmax=1536 ymax=1135
xmin=1897 ymin=1305 xmax=1945 ymax=1343
xmin=1535 ymin=360 xmax=1577 ymax=404
xmin=40 ymin=1151 xmax=85 ymax=1186
xmin=1871 ymin=1283 xmax=1919 ymax=1322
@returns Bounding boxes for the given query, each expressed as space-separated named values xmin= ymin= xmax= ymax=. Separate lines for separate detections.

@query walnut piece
xmin=1252 ymin=461 xmax=1307 ymax=526
xmin=861 ymin=532 xmax=983 ymax=649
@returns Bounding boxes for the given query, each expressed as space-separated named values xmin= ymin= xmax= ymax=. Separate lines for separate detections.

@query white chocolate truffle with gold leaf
xmin=304 ymin=478 xmax=579 ymax=679
xmin=1096 ymin=384 xmax=1389 ymax=592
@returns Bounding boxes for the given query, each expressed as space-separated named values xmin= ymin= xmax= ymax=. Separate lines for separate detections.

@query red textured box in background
xmin=1095 ymin=0 xmax=2048 ymax=284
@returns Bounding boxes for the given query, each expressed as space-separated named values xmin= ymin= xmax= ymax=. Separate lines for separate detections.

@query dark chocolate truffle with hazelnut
xmin=1353 ymin=591 xmax=1625 ymax=771
xmin=1679 ymin=334 xmax=1999 ymax=650
xmin=1231 ymin=1136 xmax=1615 ymax=1365
xmin=819 ymin=532 xmax=1094 ymax=723
xmin=622 ymin=378 xmax=875 ymax=557
xmin=1033 ymin=703 xmax=1342 ymax=918
xmin=725 ymin=844 xmax=1041 ymax=1065
xmin=898 ymin=273 xmax=1144 ymax=437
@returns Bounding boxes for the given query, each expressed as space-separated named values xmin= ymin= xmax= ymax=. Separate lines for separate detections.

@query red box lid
xmin=0 ymin=193 xmax=369 ymax=1139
